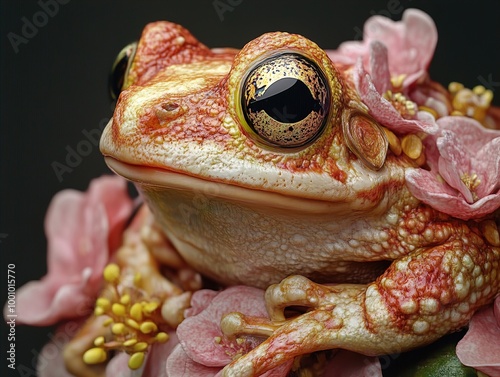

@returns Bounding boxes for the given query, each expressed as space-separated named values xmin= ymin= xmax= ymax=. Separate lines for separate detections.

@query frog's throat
xmin=104 ymin=157 xmax=378 ymax=215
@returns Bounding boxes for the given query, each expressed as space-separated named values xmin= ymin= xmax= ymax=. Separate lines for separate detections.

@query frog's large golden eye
xmin=240 ymin=53 xmax=330 ymax=149
xmin=109 ymin=42 xmax=137 ymax=100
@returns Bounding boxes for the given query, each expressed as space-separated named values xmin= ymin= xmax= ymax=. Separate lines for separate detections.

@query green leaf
xmin=383 ymin=331 xmax=478 ymax=377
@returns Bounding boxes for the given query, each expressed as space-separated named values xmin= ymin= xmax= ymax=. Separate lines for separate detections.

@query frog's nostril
xmin=109 ymin=42 xmax=138 ymax=101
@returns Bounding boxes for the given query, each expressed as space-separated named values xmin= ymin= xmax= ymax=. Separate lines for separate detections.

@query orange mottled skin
xmin=99 ymin=21 xmax=500 ymax=377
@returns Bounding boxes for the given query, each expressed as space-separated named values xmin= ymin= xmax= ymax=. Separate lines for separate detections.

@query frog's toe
xmin=264 ymin=275 xmax=334 ymax=321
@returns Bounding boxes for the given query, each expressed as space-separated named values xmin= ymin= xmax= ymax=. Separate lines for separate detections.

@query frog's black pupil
xmin=247 ymin=78 xmax=321 ymax=123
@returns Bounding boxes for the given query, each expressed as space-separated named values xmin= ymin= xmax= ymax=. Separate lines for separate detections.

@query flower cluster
xmin=4 ymin=175 xmax=133 ymax=327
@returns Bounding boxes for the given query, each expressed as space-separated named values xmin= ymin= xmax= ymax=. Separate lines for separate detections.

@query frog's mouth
xmin=104 ymin=157 xmax=368 ymax=215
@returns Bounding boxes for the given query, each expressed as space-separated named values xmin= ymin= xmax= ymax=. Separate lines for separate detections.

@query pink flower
xmin=329 ymin=8 xmax=437 ymax=88
xmin=406 ymin=116 xmax=500 ymax=219
xmin=456 ymin=296 xmax=500 ymax=376
xmin=167 ymin=287 xmax=293 ymax=376
xmin=105 ymin=332 xmax=180 ymax=377
xmin=354 ymin=41 xmax=438 ymax=135
xmin=6 ymin=175 xmax=133 ymax=326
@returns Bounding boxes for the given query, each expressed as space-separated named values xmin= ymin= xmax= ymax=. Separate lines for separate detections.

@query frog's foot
xmin=221 ymin=239 xmax=500 ymax=377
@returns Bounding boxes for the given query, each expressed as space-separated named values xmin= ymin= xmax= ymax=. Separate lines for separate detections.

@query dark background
xmin=1 ymin=1 xmax=499 ymax=376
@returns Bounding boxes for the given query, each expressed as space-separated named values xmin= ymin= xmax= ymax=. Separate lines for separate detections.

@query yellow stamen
xmin=418 ymin=105 xmax=438 ymax=119
xmin=86 ymin=258 xmax=172 ymax=371
xmin=128 ymin=352 xmax=145 ymax=370
xmin=143 ymin=302 xmax=159 ymax=314
xmin=140 ymin=321 xmax=158 ymax=334
xmin=449 ymin=82 xmax=493 ymax=123
xmin=120 ymin=294 xmax=131 ymax=305
xmin=155 ymin=332 xmax=169 ymax=343
xmin=94 ymin=336 xmax=105 ymax=347
xmin=133 ymin=342 xmax=149 ymax=352
xmin=383 ymin=90 xmax=416 ymax=118
xmin=448 ymin=82 xmax=464 ymax=95
xmin=112 ymin=303 xmax=126 ymax=316
xmin=461 ymin=172 xmax=481 ymax=201
xmin=94 ymin=307 xmax=105 ymax=316
xmin=473 ymin=85 xmax=486 ymax=95
xmin=133 ymin=273 xmax=142 ymax=286
xmin=125 ymin=318 xmax=140 ymax=330
xmin=103 ymin=263 xmax=120 ymax=283
xmin=112 ymin=323 xmax=126 ymax=335
xmin=96 ymin=297 xmax=111 ymax=310
xmin=413 ymin=150 xmax=426 ymax=167
xmin=401 ymin=134 xmax=423 ymax=160
xmin=130 ymin=303 xmax=143 ymax=322
xmin=381 ymin=127 xmax=402 ymax=156
xmin=123 ymin=338 xmax=138 ymax=347
xmin=83 ymin=348 xmax=107 ymax=365
xmin=390 ymin=74 xmax=406 ymax=89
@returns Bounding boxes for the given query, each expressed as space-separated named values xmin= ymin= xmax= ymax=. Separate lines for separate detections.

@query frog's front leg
xmin=221 ymin=234 xmax=500 ymax=377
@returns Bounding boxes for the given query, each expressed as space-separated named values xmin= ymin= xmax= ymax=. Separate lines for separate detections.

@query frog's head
xmin=101 ymin=22 xmax=395 ymax=212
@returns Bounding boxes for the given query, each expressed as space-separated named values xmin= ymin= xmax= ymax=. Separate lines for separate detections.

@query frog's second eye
xmin=241 ymin=53 xmax=330 ymax=149
xmin=109 ymin=42 xmax=137 ymax=100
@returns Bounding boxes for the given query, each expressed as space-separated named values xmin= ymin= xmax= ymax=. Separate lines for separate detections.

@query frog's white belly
xmin=106 ymin=159 xmax=410 ymax=287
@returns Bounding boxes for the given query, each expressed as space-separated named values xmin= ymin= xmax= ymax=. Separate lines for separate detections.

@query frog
xmin=100 ymin=19 xmax=500 ymax=376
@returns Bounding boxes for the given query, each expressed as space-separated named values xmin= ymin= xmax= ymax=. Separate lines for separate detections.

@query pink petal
xmin=323 ymin=350 xmax=382 ymax=377
xmin=405 ymin=169 xmax=500 ymax=220
xmin=142 ymin=332 xmax=179 ymax=377
xmin=330 ymin=9 xmax=437 ymax=88
xmin=185 ymin=290 xmax=220 ymax=318
xmin=474 ymin=138 xmax=500 ymax=197
xmin=354 ymin=60 xmax=437 ymax=135
xmin=9 ymin=176 xmax=133 ymax=326
xmin=421 ymin=131 xmax=440 ymax=171
xmin=436 ymin=116 xmax=500 ymax=153
xmin=495 ymin=296 xmax=500 ymax=327
xmin=395 ymin=9 xmax=437 ymax=85
xmin=456 ymin=303 xmax=500 ymax=376
xmin=369 ymin=42 xmax=391 ymax=94
xmin=11 ymin=275 xmax=94 ymax=326
xmin=86 ymin=175 xmax=134 ymax=252
xmin=177 ymin=286 xmax=267 ymax=367
xmin=44 ymin=190 xmax=92 ymax=277
xmin=438 ymin=156 xmax=473 ymax=203
xmin=365 ymin=9 xmax=436 ymax=83
xmin=166 ymin=344 xmax=220 ymax=377
xmin=436 ymin=130 xmax=473 ymax=203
